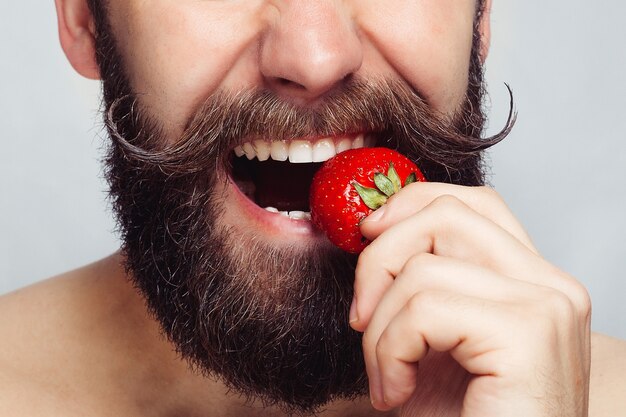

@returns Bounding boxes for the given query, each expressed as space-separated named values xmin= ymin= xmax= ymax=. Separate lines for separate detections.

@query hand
xmin=351 ymin=183 xmax=591 ymax=417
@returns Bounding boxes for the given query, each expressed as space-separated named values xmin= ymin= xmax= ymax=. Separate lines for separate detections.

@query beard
xmin=88 ymin=1 xmax=514 ymax=414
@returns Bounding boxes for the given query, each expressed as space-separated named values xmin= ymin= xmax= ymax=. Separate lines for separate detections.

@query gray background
xmin=1 ymin=2 xmax=625 ymax=338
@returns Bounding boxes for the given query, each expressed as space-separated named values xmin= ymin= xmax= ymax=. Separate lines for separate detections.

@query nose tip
xmin=260 ymin=2 xmax=363 ymax=100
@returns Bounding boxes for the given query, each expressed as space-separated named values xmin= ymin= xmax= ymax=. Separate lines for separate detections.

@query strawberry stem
xmin=387 ymin=163 xmax=402 ymax=193
xmin=352 ymin=162 xmax=420 ymax=210
xmin=404 ymin=172 xmax=417 ymax=186
xmin=374 ymin=173 xmax=395 ymax=197
xmin=352 ymin=181 xmax=388 ymax=210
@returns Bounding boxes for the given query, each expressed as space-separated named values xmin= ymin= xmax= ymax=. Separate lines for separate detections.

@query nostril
xmin=341 ymin=72 xmax=355 ymax=85
xmin=276 ymin=77 xmax=291 ymax=86
xmin=274 ymin=77 xmax=307 ymax=90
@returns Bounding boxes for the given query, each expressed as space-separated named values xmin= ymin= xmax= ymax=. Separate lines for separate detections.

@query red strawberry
xmin=310 ymin=147 xmax=426 ymax=253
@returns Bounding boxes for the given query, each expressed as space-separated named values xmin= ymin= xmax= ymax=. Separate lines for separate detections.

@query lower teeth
xmin=265 ymin=207 xmax=311 ymax=220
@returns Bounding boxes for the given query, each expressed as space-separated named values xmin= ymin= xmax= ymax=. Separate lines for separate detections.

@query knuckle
xmin=375 ymin=332 xmax=393 ymax=360
xmin=362 ymin=329 xmax=378 ymax=353
xmin=546 ymin=289 xmax=576 ymax=321
xmin=356 ymin=245 xmax=374 ymax=271
xmin=524 ymin=282 xmax=592 ymax=342
xmin=428 ymin=195 xmax=467 ymax=224
xmin=354 ymin=248 xmax=376 ymax=286
xmin=564 ymin=278 xmax=592 ymax=318
xmin=403 ymin=252 xmax=438 ymax=277
xmin=357 ymin=239 xmax=390 ymax=277
xmin=530 ymin=289 xmax=576 ymax=335
xmin=431 ymin=194 xmax=464 ymax=211
xmin=407 ymin=291 xmax=438 ymax=317
xmin=550 ymin=271 xmax=592 ymax=321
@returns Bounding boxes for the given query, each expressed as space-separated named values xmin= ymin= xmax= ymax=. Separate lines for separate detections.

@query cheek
xmin=358 ymin=0 xmax=476 ymax=113
xmin=111 ymin=0 xmax=266 ymax=135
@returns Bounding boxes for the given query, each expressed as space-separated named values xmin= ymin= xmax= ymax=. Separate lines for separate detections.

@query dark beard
xmin=88 ymin=1 xmax=514 ymax=414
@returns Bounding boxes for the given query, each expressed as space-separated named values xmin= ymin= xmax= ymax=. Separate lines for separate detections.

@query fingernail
xmin=365 ymin=204 xmax=386 ymax=223
xmin=349 ymin=297 xmax=359 ymax=323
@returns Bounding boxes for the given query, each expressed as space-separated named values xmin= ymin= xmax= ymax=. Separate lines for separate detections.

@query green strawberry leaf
xmin=352 ymin=181 xmax=388 ymax=210
xmin=387 ymin=163 xmax=402 ymax=193
xmin=404 ymin=172 xmax=417 ymax=186
xmin=374 ymin=173 xmax=395 ymax=197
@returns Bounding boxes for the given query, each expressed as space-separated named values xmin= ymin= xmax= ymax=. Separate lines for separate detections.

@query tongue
xmin=254 ymin=160 xmax=322 ymax=211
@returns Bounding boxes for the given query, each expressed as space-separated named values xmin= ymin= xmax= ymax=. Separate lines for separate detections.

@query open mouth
xmin=230 ymin=133 xmax=376 ymax=221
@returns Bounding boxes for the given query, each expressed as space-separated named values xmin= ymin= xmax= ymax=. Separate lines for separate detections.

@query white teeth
xmin=312 ymin=138 xmax=336 ymax=162
xmin=336 ymin=138 xmax=351 ymax=154
xmin=254 ymin=140 xmax=271 ymax=161
xmin=234 ymin=134 xmax=375 ymax=162
xmin=265 ymin=208 xmax=312 ymax=221
xmin=270 ymin=140 xmax=289 ymax=161
xmin=288 ymin=140 xmax=313 ymax=163
xmin=243 ymin=142 xmax=255 ymax=160
xmin=288 ymin=211 xmax=311 ymax=220
xmin=352 ymin=133 xmax=365 ymax=149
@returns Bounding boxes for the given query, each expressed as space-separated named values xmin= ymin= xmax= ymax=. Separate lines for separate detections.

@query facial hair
xmin=88 ymin=1 xmax=514 ymax=414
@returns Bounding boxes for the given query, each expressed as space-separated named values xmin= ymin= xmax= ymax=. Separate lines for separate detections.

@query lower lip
xmin=227 ymin=176 xmax=325 ymax=239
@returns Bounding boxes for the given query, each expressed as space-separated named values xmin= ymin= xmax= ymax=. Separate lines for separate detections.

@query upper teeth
xmin=233 ymin=134 xmax=375 ymax=163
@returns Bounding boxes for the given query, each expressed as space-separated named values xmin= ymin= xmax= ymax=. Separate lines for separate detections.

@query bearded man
xmin=1 ymin=0 xmax=625 ymax=416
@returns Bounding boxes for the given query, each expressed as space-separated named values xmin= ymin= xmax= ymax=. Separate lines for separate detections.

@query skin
xmin=1 ymin=0 xmax=625 ymax=416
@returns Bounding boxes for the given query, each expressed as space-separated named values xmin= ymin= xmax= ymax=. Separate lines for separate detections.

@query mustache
xmin=104 ymin=78 xmax=515 ymax=182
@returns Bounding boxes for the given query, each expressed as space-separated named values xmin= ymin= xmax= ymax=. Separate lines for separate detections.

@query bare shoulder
xmin=590 ymin=333 xmax=626 ymax=417
xmin=0 ymin=368 xmax=86 ymax=417
xmin=0 ymin=254 xmax=142 ymax=416
xmin=0 ymin=254 xmax=129 ymax=362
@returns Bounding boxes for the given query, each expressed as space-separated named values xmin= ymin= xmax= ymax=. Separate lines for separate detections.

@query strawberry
xmin=310 ymin=147 xmax=426 ymax=253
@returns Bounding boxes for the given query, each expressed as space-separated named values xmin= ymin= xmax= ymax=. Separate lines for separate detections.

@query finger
xmin=363 ymin=254 xmax=529 ymax=408
xmin=352 ymin=195 xmax=586 ymax=331
xmin=363 ymin=254 xmax=537 ymax=374
xmin=369 ymin=291 xmax=512 ymax=410
xmin=360 ymin=182 xmax=537 ymax=253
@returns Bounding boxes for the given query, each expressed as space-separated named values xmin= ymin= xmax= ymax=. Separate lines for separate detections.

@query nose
xmin=260 ymin=1 xmax=363 ymax=101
